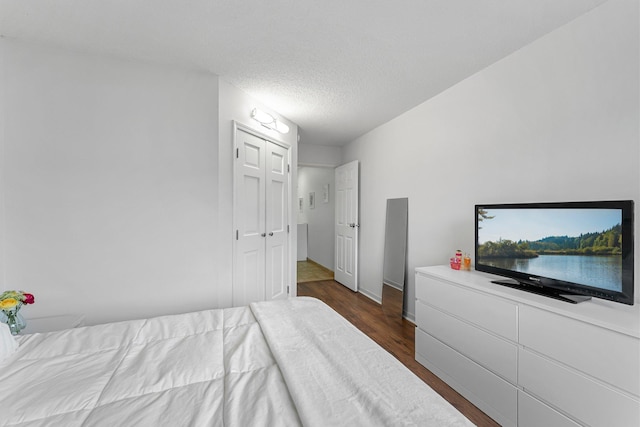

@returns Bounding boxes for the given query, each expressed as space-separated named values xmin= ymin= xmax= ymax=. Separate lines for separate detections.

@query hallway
xmin=296 ymin=259 xmax=333 ymax=283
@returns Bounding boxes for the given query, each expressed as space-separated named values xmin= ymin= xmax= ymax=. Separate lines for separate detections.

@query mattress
xmin=0 ymin=297 xmax=472 ymax=426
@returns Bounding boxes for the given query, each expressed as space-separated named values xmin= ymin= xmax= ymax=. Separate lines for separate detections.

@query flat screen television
xmin=475 ymin=200 xmax=634 ymax=305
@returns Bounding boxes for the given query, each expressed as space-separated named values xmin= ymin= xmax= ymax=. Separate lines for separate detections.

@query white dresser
xmin=415 ymin=265 xmax=640 ymax=427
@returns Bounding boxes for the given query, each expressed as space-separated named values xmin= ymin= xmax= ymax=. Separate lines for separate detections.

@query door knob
xmin=268 ymin=232 xmax=274 ymax=236
xmin=261 ymin=233 xmax=266 ymax=237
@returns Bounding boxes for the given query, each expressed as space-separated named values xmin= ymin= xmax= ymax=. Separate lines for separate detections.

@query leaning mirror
xmin=382 ymin=198 xmax=408 ymax=319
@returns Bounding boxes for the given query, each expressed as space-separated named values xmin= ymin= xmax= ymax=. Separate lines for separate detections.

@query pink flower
xmin=23 ymin=293 xmax=35 ymax=305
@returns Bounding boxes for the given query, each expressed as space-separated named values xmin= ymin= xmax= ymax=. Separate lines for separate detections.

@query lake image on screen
xmin=477 ymin=208 xmax=623 ymax=292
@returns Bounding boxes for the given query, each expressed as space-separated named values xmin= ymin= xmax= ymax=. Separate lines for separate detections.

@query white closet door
xmin=265 ymin=142 xmax=289 ymax=300
xmin=234 ymin=130 xmax=267 ymax=306
xmin=234 ymin=127 xmax=290 ymax=306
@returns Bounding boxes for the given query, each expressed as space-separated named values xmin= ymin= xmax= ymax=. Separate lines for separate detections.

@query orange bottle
xmin=463 ymin=253 xmax=471 ymax=270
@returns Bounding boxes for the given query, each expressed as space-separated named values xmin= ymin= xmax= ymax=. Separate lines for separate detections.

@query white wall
xmin=217 ymin=80 xmax=299 ymax=302
xmin=342 ymin=0 xmax=640 ymax=318
xmin=0 ymin=39 xmax=221 ymax=324
xmin=0 ymin=40 xmax=301 ymax=322
xmin=0 ymin=40 xmax=6 ymax=291
xmin=297 ymin=166 xmax=335 ymax=270
xmin=298 ymin=142 xmax=342 ymax=167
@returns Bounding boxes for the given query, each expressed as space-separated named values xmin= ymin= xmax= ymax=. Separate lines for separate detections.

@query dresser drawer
xmin=415 ymin=328 xmax=517 ymax=427
xmin=520 ymin=305 xmax=640 ymax=397
xmin=519 ymin=348 xmax=640 ymax=427
xmin=518 ymin=390 xmax=580 ymax=427
xmin=416 ymin=273 xmax=518 ymax=341
xmin=416 ymin=300 xmax=517 ymax=384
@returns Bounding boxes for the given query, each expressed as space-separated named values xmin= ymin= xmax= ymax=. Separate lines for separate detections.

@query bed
xmin=0 ymin=297 xmax=473 ymax=426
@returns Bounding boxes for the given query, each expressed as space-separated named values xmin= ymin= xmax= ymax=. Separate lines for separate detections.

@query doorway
xmin=296 ymin=166 xmax=335 ymax=283
xmin=297 ymin=259 xmax=334 ymax=283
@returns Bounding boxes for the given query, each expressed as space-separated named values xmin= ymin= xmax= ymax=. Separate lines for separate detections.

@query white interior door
xmin=334 ymin=160 xmax=359 ymax=291
xmin=234 ymin=130 xmax=266 ymax=306
xmin=265 ymin=142 xmax=289 ymax=301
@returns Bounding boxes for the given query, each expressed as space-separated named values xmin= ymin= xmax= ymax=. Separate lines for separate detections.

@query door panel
xmin=345 ymin=236 xmax=354 ymax=275
xmin=336 ymin=235 xmax=344 ymax=271
xmin=269 ymin=180 xmax=285 ymax=232
xmin=270 ymin=147 xmax=286 ymax=174
xmin=238 ymin=250 xmax=264 ymax=303
xmin=242 ymin=175 xmax=262 ymax=234
xmin=266 ymin=142 xmax=289 ymax=300
xmin=234 ymin=130 xmax=268 ymax=306
xmin=267 ymin=242 xmax=286 ymax=300
xmin=244 ymin=143 xmax=262 ymax=169
xmin=334 ymin=161 xmax=359 ymax=291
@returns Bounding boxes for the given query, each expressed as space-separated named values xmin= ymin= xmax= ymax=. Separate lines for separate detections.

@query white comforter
xmin=0 ymin=298 xmax=472 ymax=426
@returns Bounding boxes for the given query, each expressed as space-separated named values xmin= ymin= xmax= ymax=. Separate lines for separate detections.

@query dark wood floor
xmin=298 ymin=279 xmax=499 ymax=427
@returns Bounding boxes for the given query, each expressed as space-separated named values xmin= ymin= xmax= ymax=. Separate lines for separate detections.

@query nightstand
xmin=22 ymin=314 xmax=85 ymax=334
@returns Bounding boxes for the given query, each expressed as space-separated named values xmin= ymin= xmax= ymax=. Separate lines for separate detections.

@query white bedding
xmin=0 ymin=297 xmax=472 ymax=426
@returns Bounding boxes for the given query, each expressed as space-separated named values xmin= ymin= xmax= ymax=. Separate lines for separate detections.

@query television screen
xmin=475 ymin=201 xmax=634 ymax=305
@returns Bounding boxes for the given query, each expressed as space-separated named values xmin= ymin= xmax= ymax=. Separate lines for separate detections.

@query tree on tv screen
xmin=478 ymin=212 xmax=622 ymax=258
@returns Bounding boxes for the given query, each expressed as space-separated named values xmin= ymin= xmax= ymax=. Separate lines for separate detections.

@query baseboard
xmin=383 ymin=280 xmax=403 ymax=291
xmin=403 ymin=311 xmax=415 ymax=324
xmin=358 ymin=288 xmax=416 ymax=326
xmin=305 ymin=258 xmax=334 ymax=273
xmin=359 ymin=288 xmax=382 ymax=304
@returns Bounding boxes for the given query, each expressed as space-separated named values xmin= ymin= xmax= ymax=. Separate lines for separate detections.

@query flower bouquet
xmin=0 ymin=290 xmax=35 ymax=335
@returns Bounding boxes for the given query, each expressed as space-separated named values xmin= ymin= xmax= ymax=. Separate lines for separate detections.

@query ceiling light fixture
xmin=251 ymin=108 xmax=290 ymax=134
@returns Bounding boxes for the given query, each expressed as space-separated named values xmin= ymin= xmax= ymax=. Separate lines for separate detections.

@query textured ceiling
xmin=0 ymin=0 xmax=608 ymax=146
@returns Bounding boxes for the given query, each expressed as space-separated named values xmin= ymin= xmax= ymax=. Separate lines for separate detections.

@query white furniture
xmin=23 ymin=314 xmax=85 ymax=334
xmin=234 ymin=126 xmax=291 ymax=306
xmin=415 ymin=265 xmax=640 ymax=427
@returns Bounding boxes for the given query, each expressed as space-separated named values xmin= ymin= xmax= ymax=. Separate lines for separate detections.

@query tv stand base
xmin=490 ymin=279 xmax=592 ymax=304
